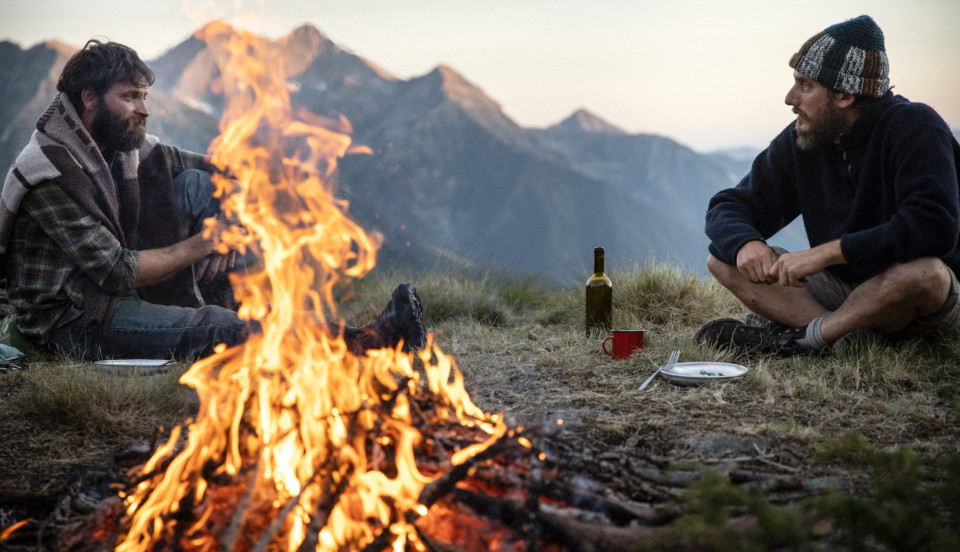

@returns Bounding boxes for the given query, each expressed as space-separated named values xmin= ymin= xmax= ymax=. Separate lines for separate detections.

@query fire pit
xmin=88 ymin=23 xmax=518 ymax=552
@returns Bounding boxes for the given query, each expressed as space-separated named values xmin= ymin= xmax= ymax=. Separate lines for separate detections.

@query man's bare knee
xmin=707 ymin=254 xmax=730 ymax=277
xmin=877 ymin=258 xmax=951 ymax=312
xmin=707 ymin=254 xmax=740 ymax=286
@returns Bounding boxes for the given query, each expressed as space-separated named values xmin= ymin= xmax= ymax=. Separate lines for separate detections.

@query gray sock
xmin=794 ymin=312 xmax=831 ymax=352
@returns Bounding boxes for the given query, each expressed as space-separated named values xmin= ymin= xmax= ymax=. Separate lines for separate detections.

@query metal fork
xmin=638 ymin=349 xmax=680 ymax=391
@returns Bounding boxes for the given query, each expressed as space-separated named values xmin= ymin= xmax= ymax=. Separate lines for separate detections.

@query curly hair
xmin=56 ymin=39 xmax=155 ymax=113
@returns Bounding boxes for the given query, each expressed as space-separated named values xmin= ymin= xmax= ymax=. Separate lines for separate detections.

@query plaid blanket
xmin=0 ymin=93 xmax=199 ymax=335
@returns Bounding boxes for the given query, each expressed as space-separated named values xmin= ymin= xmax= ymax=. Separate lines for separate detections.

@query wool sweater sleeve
xmin=705 ymin=126 xmax=802 ymax=265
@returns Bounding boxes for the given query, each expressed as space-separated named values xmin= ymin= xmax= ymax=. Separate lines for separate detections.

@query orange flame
xmin=116 ymin=22 xmax=506 ymax=551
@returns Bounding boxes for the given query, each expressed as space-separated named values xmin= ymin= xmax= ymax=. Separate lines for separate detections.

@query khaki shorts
xmin=771 ymin=246 xmax=960 ymax=336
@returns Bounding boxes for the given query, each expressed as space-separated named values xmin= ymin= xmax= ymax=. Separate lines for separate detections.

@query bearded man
xmin=0 ymin=39 xmax=425 ymax=360
xmin=695 ymin=15 xmax=960 ymax=355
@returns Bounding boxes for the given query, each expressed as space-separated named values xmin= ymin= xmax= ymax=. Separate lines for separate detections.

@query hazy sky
xmin=2 ymin=0 xmax=957 ymax=152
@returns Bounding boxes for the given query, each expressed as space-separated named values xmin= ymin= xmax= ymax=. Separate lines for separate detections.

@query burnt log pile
xmin=1 ymin=386 xmax=820 ymax=552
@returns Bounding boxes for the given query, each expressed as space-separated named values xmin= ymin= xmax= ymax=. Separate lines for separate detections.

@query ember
xmin=111 ymin=22 xmax=511 ymax=551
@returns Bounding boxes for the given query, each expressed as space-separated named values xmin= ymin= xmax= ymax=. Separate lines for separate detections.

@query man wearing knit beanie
xmin=696 ymin=15 xmax=960 ymax=356
xmin=790 ymin=15 xmax=890 ymax=100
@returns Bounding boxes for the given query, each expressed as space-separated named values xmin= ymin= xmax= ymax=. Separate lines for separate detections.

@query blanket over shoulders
xmin=0 ymin=94 xmax=200 ymax=336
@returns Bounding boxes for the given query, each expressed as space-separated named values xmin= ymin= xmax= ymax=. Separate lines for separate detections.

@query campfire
xmin=109 ymin=23 xmax=516 ymax=551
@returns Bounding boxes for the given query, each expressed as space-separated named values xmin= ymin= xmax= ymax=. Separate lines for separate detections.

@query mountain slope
xmin=0 ymin=41 xmax=75 ymax=172
xmin=340 ymin=88 xmax=670 ymax=278
xmin=334 ymin=66 xmax=693 ymax=278
xmin=146 ymin=23 xmax=699 ymax=279
xmin=532 ymin=110 xmax=741 ymax=270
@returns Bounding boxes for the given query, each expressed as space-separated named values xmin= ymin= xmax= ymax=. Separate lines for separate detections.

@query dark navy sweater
xmin=706 ymin=92 xmax=960 ymax=283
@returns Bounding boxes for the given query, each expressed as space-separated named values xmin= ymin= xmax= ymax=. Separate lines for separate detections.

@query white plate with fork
xmin=659 ymin=362 xmax=748 ymax=386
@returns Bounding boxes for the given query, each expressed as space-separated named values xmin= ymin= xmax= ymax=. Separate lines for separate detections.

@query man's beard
xmin=794 ymin=103 xmax=846 ymax=151
xmin=90 ymin=103 xmax=146 ymax=152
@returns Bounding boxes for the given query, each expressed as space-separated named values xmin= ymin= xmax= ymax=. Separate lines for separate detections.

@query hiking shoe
xmin=372 ymin=283 xmax=427 ymax=352
xmin=694 ymin=317 xmax=809 ymax=356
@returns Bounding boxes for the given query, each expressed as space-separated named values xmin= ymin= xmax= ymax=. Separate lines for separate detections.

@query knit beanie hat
xmin=789 ymin=15 xmax=890 ymax=98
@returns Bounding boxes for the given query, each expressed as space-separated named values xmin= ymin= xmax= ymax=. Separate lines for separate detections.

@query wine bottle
xmin=585 ymin=246 xmax=612 ymax=337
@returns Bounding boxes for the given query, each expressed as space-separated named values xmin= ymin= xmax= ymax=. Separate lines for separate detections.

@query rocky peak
xmin=428 ymin=64 xmax=505 ymax=117
xmin=44 ymin=40 xmax=77 ymax=57
xmin=280 ymin=23 xmax=337 ymax=59
xmin=554 ymin=108 xmax=626 ymax=134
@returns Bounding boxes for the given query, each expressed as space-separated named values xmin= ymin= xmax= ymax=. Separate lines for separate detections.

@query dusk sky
xmin=2 ymin=0 xmax=957 ymax=152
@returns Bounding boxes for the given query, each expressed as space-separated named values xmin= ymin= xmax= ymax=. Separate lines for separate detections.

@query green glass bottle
xmin=585 ymin=246 xmax=612 ymax=337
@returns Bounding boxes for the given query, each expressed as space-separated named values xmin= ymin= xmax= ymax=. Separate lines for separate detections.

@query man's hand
xmin=769 ymin=240 xmax=845 ymax=287
xmin=135 ymin=217 xmax=245 ymax=288
xmin=202 ymin=216 xmax=247 ymax=252
xmin=194 ymin=252 xmax=237 ymax=284
xmin=736 ymin=240 xmax=778 ymax=284
xmin=196 ymin=217 xmax=246 ymax=283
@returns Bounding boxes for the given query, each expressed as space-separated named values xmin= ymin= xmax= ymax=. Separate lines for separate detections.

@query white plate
xmin=95 ymin=359 xmax=175 ymax=375
xmin=659 ymin=361 xmax=748 ymax=386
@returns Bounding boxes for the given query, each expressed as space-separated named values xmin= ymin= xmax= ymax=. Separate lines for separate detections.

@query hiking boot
xmin=694 ymin=317 xmax=810 ymax=356
xmin=342 ymin=284 xmax=427 ymax=354
xmin=372 ymin=283 xmax=427 ymax=352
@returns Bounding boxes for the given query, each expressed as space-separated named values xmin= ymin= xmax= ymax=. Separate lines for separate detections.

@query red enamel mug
xmin=602 ymin=329 xmax=645 ymax=359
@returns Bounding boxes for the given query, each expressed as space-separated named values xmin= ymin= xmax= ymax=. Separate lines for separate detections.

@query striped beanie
xmin=789 ymin=15 xmax=890 ymax=98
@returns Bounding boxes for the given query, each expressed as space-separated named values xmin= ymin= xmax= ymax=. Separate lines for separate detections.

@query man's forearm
xmin=134 ymin=232 xmax=212 ymax=287
xmin=811 ymin=240 xmax=846 ymax=267
xmin=769 ymin=239 xmax=847 ymax=287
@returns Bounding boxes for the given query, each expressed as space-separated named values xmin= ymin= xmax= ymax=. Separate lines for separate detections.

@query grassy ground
xmin=1 ymin=263 xmax=959 ymax=549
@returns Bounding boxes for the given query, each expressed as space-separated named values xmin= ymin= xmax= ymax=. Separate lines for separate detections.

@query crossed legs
xmin=706 ymin=253 xmax=955 ymax=345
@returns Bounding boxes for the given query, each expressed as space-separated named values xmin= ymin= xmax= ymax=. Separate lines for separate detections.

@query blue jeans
xmin=49 ymin=295 xmax=251 ymax=360
xmin=48 ymin=170 xmax=252 ymax=360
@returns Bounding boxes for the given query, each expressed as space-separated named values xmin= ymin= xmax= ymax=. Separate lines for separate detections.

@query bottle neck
xmin=594 ymin=253 xmax=604 ymax=274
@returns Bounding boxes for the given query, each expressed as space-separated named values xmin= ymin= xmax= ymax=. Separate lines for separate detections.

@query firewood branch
xmin=417 ymin=431 xmax=514 ymax=509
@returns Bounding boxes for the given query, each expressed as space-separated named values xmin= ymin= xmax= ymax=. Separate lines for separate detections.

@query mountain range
xmin=1 ymin=23 xmax=819 ymax=283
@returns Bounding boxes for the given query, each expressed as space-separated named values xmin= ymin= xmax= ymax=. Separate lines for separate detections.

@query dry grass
xmin=1 ymin=262 xmax=959 ymax=547
xmin=0 ymin=358 xmax=195 ymax=494
xmin=335 ymin=264 xmax=960 ymax=495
